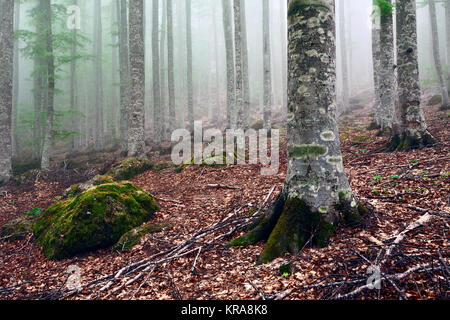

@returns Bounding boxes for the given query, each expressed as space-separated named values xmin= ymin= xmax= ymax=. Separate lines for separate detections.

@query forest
xmin=0 ymin=0 xmax=448 ymax=302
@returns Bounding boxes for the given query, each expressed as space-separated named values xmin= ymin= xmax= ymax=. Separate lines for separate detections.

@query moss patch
xmin=288 ymin=145 xmax=328 ymax=160
xmin=33 ymin=182 xmax=157 ymax=260
xmin=258 ymin=197 xmax=335 ymax=264
xmin=106 ymin=157 xmax=153 ymax=181
xmin=113 ymin=222 xmax=170 ymax=251
xmin=387 ymin=133 xmax=436 ymax=152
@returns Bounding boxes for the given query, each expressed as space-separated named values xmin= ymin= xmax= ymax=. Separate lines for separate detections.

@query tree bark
xmin=12 ymin=0 xmax=19 ymax=158
xmin=280 ymin=0 xmax=288 ymax=121
xmin=70 ymin=0 xmax=78 ymax=151
xmin=222 ymin=0 xmax=235 ymax=129
xmin=231 ymin=0 xmax=363 ymax=264
xmin=241 ymin=0 xmax=250 ymax=129
xmin=160 ymin=0 xmax=168 ymax=140
xmin=371 ymin=11 xmax=382 ymax=128
xmin=118 ymin=0 xmax=130 ymax=153
xmin=446 ymin=0 xmax=450 ymax=93
xmin=128 ymin=0 xmax=146 ymax=157
xmin=167 ymin=0 xmax=176 ymax=135
xmin=94 ymin=0 xmax=104 ymax=151
xmin=40 ymin=0 xmax=55 ymax=171
xmin=378 ymin=1 xmax=397 ymax=134
xmin=429 ymin=0 xmax=449 ymax=109
xmin=186 ymin=0 xmax=194 ymax=132
xmin=389 ymin=0 xmax=435 ymax=150
xmin=338 ymin=0 xmax=349 ymax=114
xmin=0 ymin=0 xmax=14 ymax=184
xmin=152 ymin=0 xmax=162 ymax=143
xmin=233 ymin=0 xmax=244 ymax=129
xmin=263 ymin=0 xmax=272 ymax=130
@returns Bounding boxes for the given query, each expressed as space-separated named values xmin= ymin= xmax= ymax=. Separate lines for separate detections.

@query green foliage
xmin=373 ymin=0 xmax=395 ymax=16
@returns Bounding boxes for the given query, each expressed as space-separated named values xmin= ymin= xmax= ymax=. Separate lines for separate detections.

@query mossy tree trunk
xmin=231 ymin=0 xmax=365 ymax=264
xmin=389 ymin=0 xmax=435 ymax=151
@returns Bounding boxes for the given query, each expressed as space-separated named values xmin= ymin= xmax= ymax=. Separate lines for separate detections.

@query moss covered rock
xmin=63 ymin=175 xmax=115 ymax=198
xmin=113 ymin=222 xmax=170 ymax=251
xmin=106 ymin=157 xmax=153 ymax=181
xmin=428 ymin=94 xmax=442 ymax=106
xmin=33 ymin=182 xmax=157 ymax=260
xmin=1 ymin=218 xmax=33 ymax=241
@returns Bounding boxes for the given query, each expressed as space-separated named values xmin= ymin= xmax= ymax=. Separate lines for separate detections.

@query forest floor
xmin=0 ymin=94 xmax=449 ymax=300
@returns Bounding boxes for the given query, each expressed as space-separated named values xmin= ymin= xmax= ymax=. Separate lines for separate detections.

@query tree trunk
xmin=280 ymin=0 xmax=288 ymax=121
xmin=152 ymin=0 xmax=162 ymax=143
xmin=446 ymin=0 xmax=450 ymax=93
xmin=212 ymin=4 xmax=221 ymax=125
xmin=338 ymin=0 xmax=349 ymax=114
xmin=69 ymin=0 xmax=78 ymax=151
xmin=222 ymin=0 xmax=235 ymax=129
xmin=40 ymin=0 xmax=55 ymax=171
xmin=262 ymin=0 xmax=272 ymax=130
xmin=241 ymin=0 xmax=250 ymax=129
xmin=12 ymin=0 xmax=19 ymax=158
xmin=231 ymin=0 xmax=364 ymax=264
xmin=378 ymin=1 xmax=397 ymax=134
xmin=128 ymin=0 xmax=146 ymax=157
xmin=186 ymin=0 xmax=194 ymax=132
xmin=167 ymin=0 xmax=176 ymax=135
xmin=371 ymin=12 xmax=382 ymax=128
xmin=160 ymin=0 xmax=168 ymax=140
xmin=389 ymin=0 xmax=435 ymax=150
xmin=429 ymin=0 xmax=450 ymax=110
xmin=0 ymin=0 xmax=14 ymax=184
xmin=118 ymin=0 xmax=130 ymax=153
xmin=233 ymin=0 xmax=244 ymax=129
xmin=93 ymin=0 xmax=104 ymax=151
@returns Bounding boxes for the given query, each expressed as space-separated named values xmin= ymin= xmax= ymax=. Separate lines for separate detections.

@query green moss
xmin=106 ymin=157 xmax=153 ymax=181
xmin=33 ymin=182 xmax=157 ymax=260
xmin=12 ymin=159 xmax=41 ymax=176
xmin=428 ymin=94 xmax=442 ymax=106
xmin=113 ymin=222 xmax=170 ymax=251
xmin=288 ymin=0 xmax=330 ymax=17
xmin=258 ymin=197 xmax=335 ymax=264
xmin=288 ymin=145 xmax=328 ymax=159
xmin=387 ymin=133 xmax=436 ymax=152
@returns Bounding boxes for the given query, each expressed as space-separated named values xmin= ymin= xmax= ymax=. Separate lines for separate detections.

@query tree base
xmin=387 ymin=132 xmax=436 ymax=151
xmin=230 ymin=195 xmax=370 ymax=264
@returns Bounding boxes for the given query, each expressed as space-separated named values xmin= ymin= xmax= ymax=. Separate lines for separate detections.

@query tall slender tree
xmin=12 ymin=0 xmax=20 ymax=158
xmin=240 ymin=0 xmax=250 ymax=129
xmin=93 ymin=0 xmax=104 ymax=150
xmin=167 ymin=0 xmax=176 ymax=135
xmin=338 ymin=0 xmax=349 ymax=114
xmin=233 ymin=0 xmax=244 ymax=129
xmin=186 ymin=0 xmax=194 ymax=131
xmin=429 ymin=0 xmax=449 ymax=110
xmin=280 ymin=0 xmax=288 ymax=120
xmin=389 ymin=0 xmax=435 ymax=150
xmin=222 ymin=0 xmax=235 ymax=129
xmin=377 ymin=0 xmax=396 ymax=134
xmin=0 ymin=0 xmax=14 ymax=184
xmin=128 ymin=0 xmax=146 ymax=157
xmin=152 ymin=0 xmax=162 ymax=143
xmin=40 ymin=0 xmax=55 ymax=171
xmin=446 ymin=0 xmax=450 ymax=93
xmin=160 ymin=0 xmax=168 ymax=139
xmin=262 ymin=0 xmax=272 ymax=130
xmin=118 ymin=0 xmax=130 ymax=153
xmin=70 ymin=0 xmax=78 ymax=151
xmin=231 ymin=0 xmax=364 ymax=264
xmin=371 ymin=9 xmax=382 ymax=128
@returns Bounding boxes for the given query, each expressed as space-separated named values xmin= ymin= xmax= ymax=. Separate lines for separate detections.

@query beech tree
xmin=429 ymin=0 xmax=449 ymax=110
xmin=128 ymin=0 xmax=146 ymax=157
xmin=0 ymin=0 xmax=14 ymax=184
xmin=389 ymin=0 xmax=435 ymax=150
xmin=231 ymin=0 xmax=365 ymax=264
xmin=222 ymin=0 xmax=235 ymax=129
